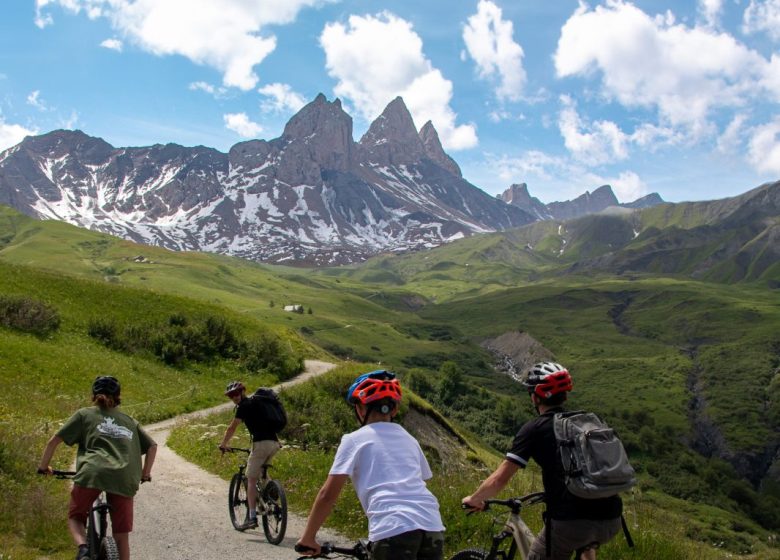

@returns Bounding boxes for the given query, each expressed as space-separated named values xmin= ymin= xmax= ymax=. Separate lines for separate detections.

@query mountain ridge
xmin=0 ymin=94 xmax=539 ymax=265
xmin=0 ymin=93 xmax=671 ymax=267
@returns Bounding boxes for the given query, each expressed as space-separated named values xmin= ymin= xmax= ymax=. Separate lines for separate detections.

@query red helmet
xmin=346 ymin=370 xmax=402 ymax=405
xmin=522 ymin=362 xmax=572 ymax=399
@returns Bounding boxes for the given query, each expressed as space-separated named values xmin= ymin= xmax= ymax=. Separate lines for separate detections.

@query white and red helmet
xmin=522 ymin=362 xmax=573 ymax=399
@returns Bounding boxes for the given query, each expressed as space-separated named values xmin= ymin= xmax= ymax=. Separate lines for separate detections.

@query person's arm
xmin=37 ymin=435 xmax=64 ymax=474
xmin=141 ymin=444 xmax=157 ymax=482
xmin=462 ymin=459 xmax=520 ymax=510
xmin=219 ymin=418 xmax=242 ymax=451
xmin=295 ymin=474 xmax=349 ymax=556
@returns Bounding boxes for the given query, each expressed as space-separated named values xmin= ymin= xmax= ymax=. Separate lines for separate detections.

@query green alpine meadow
xmin=1 ymin=183 xmax=778 ymax=560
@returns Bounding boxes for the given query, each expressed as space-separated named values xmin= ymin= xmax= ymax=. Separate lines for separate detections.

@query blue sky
xmin=1 ymin=1 xmax=779 ymax=204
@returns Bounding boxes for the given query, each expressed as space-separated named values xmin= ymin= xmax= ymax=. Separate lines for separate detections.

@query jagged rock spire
xmin=359 ymin=96 xmax=424 ymax=166
xmin=419 ymin=121 xmax=461 ymax=177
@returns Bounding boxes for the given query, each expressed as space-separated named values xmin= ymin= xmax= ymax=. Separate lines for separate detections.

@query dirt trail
xmin=131 ymin=360 xmax=342 ymax=559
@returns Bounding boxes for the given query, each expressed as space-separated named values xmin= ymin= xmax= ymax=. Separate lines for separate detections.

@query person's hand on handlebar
xmin=218 ymin=444 xmax=228 ymax=455
xmin=36 ymin=466 xmax=52 ymax=476
xmin=461 ymin=495 xmax=486 ymax=512
xmin=294 ymin=538 xmax=321 ymax=557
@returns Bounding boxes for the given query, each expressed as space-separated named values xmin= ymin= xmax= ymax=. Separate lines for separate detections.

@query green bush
xmin=0 ymin=296 xmax=60 ymax=336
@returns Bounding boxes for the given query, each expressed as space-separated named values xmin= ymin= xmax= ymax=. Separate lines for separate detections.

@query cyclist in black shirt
xmin=462 ymin=362 xmax=622 ymax=560
xmin=219 ymin=381 xmax=282 ymax=530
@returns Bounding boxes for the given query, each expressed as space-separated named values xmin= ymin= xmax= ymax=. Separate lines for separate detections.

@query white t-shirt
xmin=329 ymin=421 xmax=445 ymax=542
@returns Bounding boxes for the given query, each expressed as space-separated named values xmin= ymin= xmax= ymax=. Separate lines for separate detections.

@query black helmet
xmin=224 ymin=380 xmax=245 ymax=396
xmin=92 ymin=376 xmax=121 ymax=397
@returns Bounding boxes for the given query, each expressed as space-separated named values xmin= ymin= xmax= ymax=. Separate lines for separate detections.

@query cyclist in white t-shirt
xmin=296 ymin=370 xmax=445 ymax=560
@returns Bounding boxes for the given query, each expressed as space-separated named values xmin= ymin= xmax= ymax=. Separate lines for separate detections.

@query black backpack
xmin=251 ymin=388 xmax=288 ymax=433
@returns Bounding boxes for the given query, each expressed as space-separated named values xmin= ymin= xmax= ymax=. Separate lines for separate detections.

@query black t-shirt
xmin=235 ymin=396 xmax=279 ymax=443
xmin=506 ymin=407 xmax=622 ymax=520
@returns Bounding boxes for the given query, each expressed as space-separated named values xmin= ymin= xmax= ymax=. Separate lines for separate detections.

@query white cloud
xmin=258 ymin=83 xmax=306 ymax=113
xmin=0 ymin=119 xmax=38 ymax=152
xmin=35 ymin=0 xmax=327 ymax=90
xmin=462 ymin=0 xmax=526 ymax=102
xmin=717 ymin=113 xmax=748 ymax=154
xmin=555 ymin=1 xmax=776 ymax=139
xmin=100 ymin=38 xmax=123 ymax=51
xmin=27 ymin=90 xmax=48 ymax=111
xmin=320 ymin=11 xmax=477 ymax=150
xmin=747 ymin=118 xmax=780 ymax=174
xmin=585 ymin=170 xmax=647 ymax=202
xmin=492 ymin=150 xmax=566 ymax=183
xmin=558 ymin=95 xmax=629 ymax=165
xmin=224 ymin=112 xmax=263 ymax=138
xmin=189 ymin=81 xmax=228 ymax=98
xmin=743 ymin=0 xmax=780 ymax=41
xmin=698 ymin=0 xmax=724 ymax=27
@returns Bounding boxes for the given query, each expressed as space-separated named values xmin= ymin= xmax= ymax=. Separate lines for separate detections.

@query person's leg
xmin=369 ymin=530 xmax=423 ymax=560
xmin=107 ymin=493 xmax=134 ymax=560
xmin=529 ymin=519 xmax=621 ymax=560
xmin=68 ymin=485 xmax=100 ymax=555
xmin=246 ymin=440 xmax=280 ymax=521
xmin=113 ymin=533 xmax=129 ymax=560
xmin=416 ymin=530 xmax=444 ymax=560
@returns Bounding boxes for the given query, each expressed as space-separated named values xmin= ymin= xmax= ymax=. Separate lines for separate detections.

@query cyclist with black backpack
xmin=219 ymin=381 xmax=284 ymax=531
xmin=462 ymin=362 xmax=633 ymax=560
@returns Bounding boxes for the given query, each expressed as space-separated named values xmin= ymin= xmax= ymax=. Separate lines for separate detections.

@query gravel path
xmin=131 ymin=360 xmax=344 ymax=559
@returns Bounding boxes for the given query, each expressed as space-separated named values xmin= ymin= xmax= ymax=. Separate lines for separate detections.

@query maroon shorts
xmin=68 ymin=485 xmax=134 ymax=533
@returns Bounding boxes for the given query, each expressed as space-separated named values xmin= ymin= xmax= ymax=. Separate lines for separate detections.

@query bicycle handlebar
xmin=46 ymin=469 xmax=77 ymax=479
xmin=463 ymin=491 xmax=545 ymax=513
xmin=221 ymin=446 xmax=251 ymax=454
xmin=294 ymin=542 xmax=365 ymax=558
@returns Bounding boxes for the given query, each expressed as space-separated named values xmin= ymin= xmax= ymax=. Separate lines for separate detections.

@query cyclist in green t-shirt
xmin=37 ymin=376 xmax=157 ymax=560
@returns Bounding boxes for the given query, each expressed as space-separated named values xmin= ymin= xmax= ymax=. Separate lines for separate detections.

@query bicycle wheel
xmin=228 ymin=472 xmax=249 ymax=530
xmin=99 ymin=536 xmax=119 ymax=560
xmin=261 ymin=479 xmax=287 ymax=545
xmin=449 ymin=549 xmax=489 ymax=560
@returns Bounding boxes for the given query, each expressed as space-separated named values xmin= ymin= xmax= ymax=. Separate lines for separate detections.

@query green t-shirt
xmin=57 ymin=406 xmax=156 ymax=497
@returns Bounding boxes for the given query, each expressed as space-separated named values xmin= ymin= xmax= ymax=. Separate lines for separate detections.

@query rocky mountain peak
xmin=589 ymin=184 xmax=619 ymax=206
xmin=23 ymin=129 xmax=114 ymax=163
xmin=500 ymin=183 xmax=531 ymax=205
xmin=278 ymin=92 xmax=354 ymax=178
xmin=359 ymin=96 xmax=424 ymax=166
xmin=419 ymin=121 xmax=461 ymax=177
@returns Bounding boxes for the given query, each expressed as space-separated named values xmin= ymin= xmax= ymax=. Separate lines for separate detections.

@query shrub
xmin=0 ymin=296 xmax=60 ymax=336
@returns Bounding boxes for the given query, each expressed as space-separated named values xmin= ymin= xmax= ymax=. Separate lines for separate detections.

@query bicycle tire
xmin=449 ymin=549 xmax=490 ymax=560
xmin=86 ymin=510 xmax=100 ymax=560
xmin=228 ymin=472 xmax=249 ymax=530
xmin=261 ymin=479 xmax=287 ymax=545
xmin=99 ymin=536 xmax=119 ymax=560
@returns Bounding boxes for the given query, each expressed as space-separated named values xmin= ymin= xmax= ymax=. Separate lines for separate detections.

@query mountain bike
xmin=50 ymin=470 xmax=120 ymax=560
xmin=225 ymin=447 xmax=287 ymax=544
xmin=450 ymin=492 xmax=545 ymax=560
xmin=294 ymin=540 xmax=369 ymax=559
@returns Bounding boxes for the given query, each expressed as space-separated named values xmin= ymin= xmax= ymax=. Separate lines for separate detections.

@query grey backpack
xmin=553 ymin=411 xmax=636 ymax=499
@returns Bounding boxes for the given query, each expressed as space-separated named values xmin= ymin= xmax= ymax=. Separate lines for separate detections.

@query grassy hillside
xmin=1 ymin=205 xmax=779 ymax=557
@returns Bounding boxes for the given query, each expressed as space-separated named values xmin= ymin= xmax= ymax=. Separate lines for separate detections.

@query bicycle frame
xmin=474 ymin=492 xmax=545 ymax=560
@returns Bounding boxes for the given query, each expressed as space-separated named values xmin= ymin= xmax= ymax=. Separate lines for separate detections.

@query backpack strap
xmin=544 ymin=511 xmax=552 ymax=558
xmin=621 ymin=514 xmax=634 ymax=548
